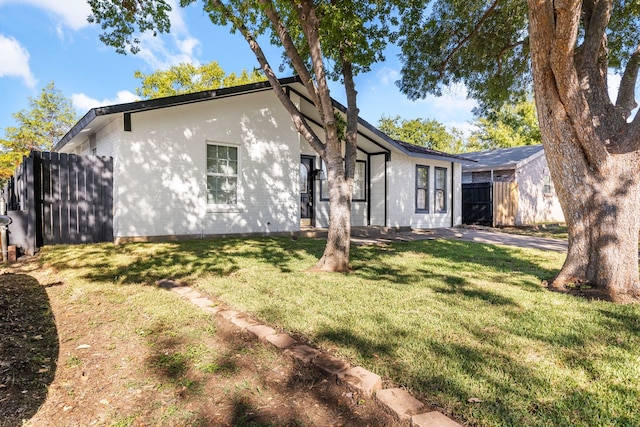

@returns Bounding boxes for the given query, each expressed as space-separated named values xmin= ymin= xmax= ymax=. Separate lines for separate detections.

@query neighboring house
xmin=54 ymin=77 xmax=469 ymax=243
xmin=461 ymin=145 xmax=564 ymax=225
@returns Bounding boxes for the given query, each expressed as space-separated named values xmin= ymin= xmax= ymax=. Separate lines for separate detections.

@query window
xmin=434 ymin=167 xmax=447 ymax=213
xmin=353 ymin=161 xmax=366 ymax=201
xmin=320 ymin=160 xmax=366 ymax=201
xmin=416 ymin=165 xmax=429 ymax=212
xmin=206 ymin=143 xmax=238 ymax=205
xmin=543 ymin=175 xmax=552 ymax=196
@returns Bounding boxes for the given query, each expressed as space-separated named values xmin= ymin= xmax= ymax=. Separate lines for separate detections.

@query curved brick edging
xmin=157 ymin=279 xmax=461 ymax=427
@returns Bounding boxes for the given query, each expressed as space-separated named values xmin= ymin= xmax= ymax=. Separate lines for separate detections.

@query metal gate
xmin=2 ymin=151 xmax=113 ymax=254
xmin=462 ymin=182 xmax=493 ymax=226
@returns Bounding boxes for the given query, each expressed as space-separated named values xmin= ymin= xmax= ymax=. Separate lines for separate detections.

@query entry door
xmin=300 ymin=156 xmax=314 ymax=226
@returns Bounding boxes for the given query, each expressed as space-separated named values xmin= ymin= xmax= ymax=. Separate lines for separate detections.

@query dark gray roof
xmin=54 ymin=77 xmax=471 ymax=164
xmin=393 ymin=139 xmax=473 ymax=163
xmin=461 ymin=144 xmax=544 ymax=171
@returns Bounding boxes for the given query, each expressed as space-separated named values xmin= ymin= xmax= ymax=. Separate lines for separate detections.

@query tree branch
xmin=579 ymin=0 xmax=612 ymax=64
xmin=550 ymin=0 xmax=609 ymax=168
xmin=616 ymin=45 xmax=640 ymax=120
xmin=614 ymin=46 xmax=640 ymax=153
xmin=258 ymin=0 xmax=320 ymax=108
xmin=295 ymin=0 xmax=339 ymax=145
xmin=438 ymin=0 xmax=499 ymax=77
xmin=209 ymin=0 xmax=326 ymax=155
xmin=340 ymin=48 xmax=358 ymax=183
xmin=497 ymin=39 xmax=527 ymax=75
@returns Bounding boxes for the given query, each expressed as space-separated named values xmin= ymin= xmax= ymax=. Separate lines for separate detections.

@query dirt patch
xmin=1 ymin=259 xmax=400 ymax=427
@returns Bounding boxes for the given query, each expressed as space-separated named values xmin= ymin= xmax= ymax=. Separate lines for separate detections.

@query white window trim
xmin=205 ymin=140 xmax=243 ymax=212
xmin=416 ymin=164 xmax=429 ymax=213
xmin=434 ymin=166 xmax=448 ymax=214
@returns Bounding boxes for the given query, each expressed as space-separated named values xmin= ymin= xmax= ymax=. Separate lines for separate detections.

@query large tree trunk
xmin=545 ymin=139 xmax=640 ymax=302
xmin=316 ymin=150 xmax=353 ymax=271
xmin=528 ymin=0 xmax=640 ymax=302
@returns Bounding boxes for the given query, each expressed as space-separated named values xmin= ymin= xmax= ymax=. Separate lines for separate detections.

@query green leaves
xmin=87 ymin=0 xmax=172 ymax=55
xmin=395 ymin=0 xmax=530 ymax=113
xmin=470 ymin=99 xmax=541 ymax=150
xmin=0 ymin=81 xmax=77 ymax=179
xmin=133 ymin=61 xmax=265 ymax=99
xmin=378 ymin=115 xmax=467 ymax=153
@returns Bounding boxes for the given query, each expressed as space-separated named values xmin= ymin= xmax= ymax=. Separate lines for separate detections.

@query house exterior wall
xmin=69 ymin=117 xmax=121 ymax=158
xmin=58 ymin=89 xmax=465 ymax=240
xmin=515 ymin=154 xmax=565 ymax=225
xmin=369 ymin=153 xmax=386 ymax=226
xmin=387 ymin=155 xmax=461 ymax=229
xmin=110 ymin=91 xmax=301 ymax=239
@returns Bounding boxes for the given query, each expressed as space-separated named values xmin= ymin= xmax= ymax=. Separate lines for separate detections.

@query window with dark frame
xmin=416 ymin=165 xmax=429 ymax=212
xmin=434 ymin=167 xmax=447 ymax=213
xmin=320 ymin=160 xmax=366 ymax=201
xmin=543 ymin=175 xmax=553 ymax=196
xmin=206 ymin=143 xmax=238 ymax=205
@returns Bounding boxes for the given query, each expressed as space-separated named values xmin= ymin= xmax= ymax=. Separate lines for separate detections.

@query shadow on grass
xmin=142 ymin=312 xmax=395 ymax=426
xmin=0 ymin=274 xmax=58 ymax=427
xmin=351 ymin=239 xmax=558 ymax=291
xmin=42 ymin=237 xmax=326 ymax=286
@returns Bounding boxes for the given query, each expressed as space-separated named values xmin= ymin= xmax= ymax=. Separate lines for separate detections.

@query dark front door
xmin=300 ymin=156 xmax=314 ymax=226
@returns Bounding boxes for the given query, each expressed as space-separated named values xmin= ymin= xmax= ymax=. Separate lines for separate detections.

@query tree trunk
xmin=528 ymin=0 xmax=640 ymax=302
xmin=548 ymin=146 xmax=640 ymax=302
xmin=215 ymin=0 xmax=356 ymax=272
xmin=315 ymin=150 xmax=353 ymax=272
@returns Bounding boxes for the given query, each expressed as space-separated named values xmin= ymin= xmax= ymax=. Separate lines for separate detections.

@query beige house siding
xmin=515 ymin=154 xmax=564 ymax=225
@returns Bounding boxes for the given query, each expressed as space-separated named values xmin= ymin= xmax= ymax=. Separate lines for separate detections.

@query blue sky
xmin=0 ymin=0 xmax=478 ymax=138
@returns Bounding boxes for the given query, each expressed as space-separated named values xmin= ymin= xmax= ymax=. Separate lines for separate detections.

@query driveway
xmin=371 ymin=227 xmax=569 ymax=252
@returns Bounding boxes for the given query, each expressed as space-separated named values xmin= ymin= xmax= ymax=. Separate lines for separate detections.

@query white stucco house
xmin=54 ymin=77 xmax=469 ymax=243
xmin=462 ymin=144 xmax=565 ymax=225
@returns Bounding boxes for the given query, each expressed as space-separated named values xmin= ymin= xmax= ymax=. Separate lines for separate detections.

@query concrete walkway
xmin=391 ymin=227 xmax=568 ymax=252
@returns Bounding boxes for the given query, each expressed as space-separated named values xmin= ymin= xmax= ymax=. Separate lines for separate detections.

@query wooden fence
xmin=2 ymin=151 xmax=113 ymax=254
xmin=493 ymin=181 xmax=518 ymax=227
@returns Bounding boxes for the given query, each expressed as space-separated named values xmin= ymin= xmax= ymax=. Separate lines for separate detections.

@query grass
xmin=40 ymin=237 xmax=640 ymax=427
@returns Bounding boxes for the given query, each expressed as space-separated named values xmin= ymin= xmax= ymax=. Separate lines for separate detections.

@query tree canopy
xmin=395 ymin=0 xmax=531 ymax=114
xmin=469 ymin=99 xmax=541 ymax=150
xmin=134 ymin=61 xmax=265 ymax=99
xmin=0 ymin=81 xmax=76 ymax=180
xmin=378 ymin=115 xmax=468 ymax=153
xmin=395 ymin=0 xmax=640 ymax=301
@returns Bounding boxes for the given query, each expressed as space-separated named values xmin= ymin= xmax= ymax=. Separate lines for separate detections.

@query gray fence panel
xmin=2 ymin=151 xmax=113 ymax=254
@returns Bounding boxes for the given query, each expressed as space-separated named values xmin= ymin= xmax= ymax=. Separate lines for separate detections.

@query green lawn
xmin=41 ymin=237 xmax=640 ymax=426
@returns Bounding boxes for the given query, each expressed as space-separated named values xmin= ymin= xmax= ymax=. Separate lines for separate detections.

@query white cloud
xmin=129 ymin=0 xmax=202 ymax=71
xmin=0 ymin=0 xmax=92 ymax=30
xmin=0 ymin=35 xmax=37 ymax=88
xmin=376 ymin=67 xmax=400 ymax=86
xmin=71 ymin=90 xmax=138 ymax=112
xmin=137 ymin=32 xmax=201 ymax=71
xmin=402 ymin=83 xmax=477 ymax=119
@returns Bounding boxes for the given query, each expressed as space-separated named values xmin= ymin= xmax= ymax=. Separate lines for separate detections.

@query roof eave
xmin=54 ymin=77 xmax=302 ymax=152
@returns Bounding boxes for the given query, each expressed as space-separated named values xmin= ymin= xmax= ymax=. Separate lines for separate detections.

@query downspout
xmin=367 ymin=154 xmax=371 ymax=226
xmin=385 ymin=154 xmax=389 ymax=227
xmin=0 ymin=195 xmax=8 ymax=262
xmin=451 ymin=162 xmax=455 ymax=227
